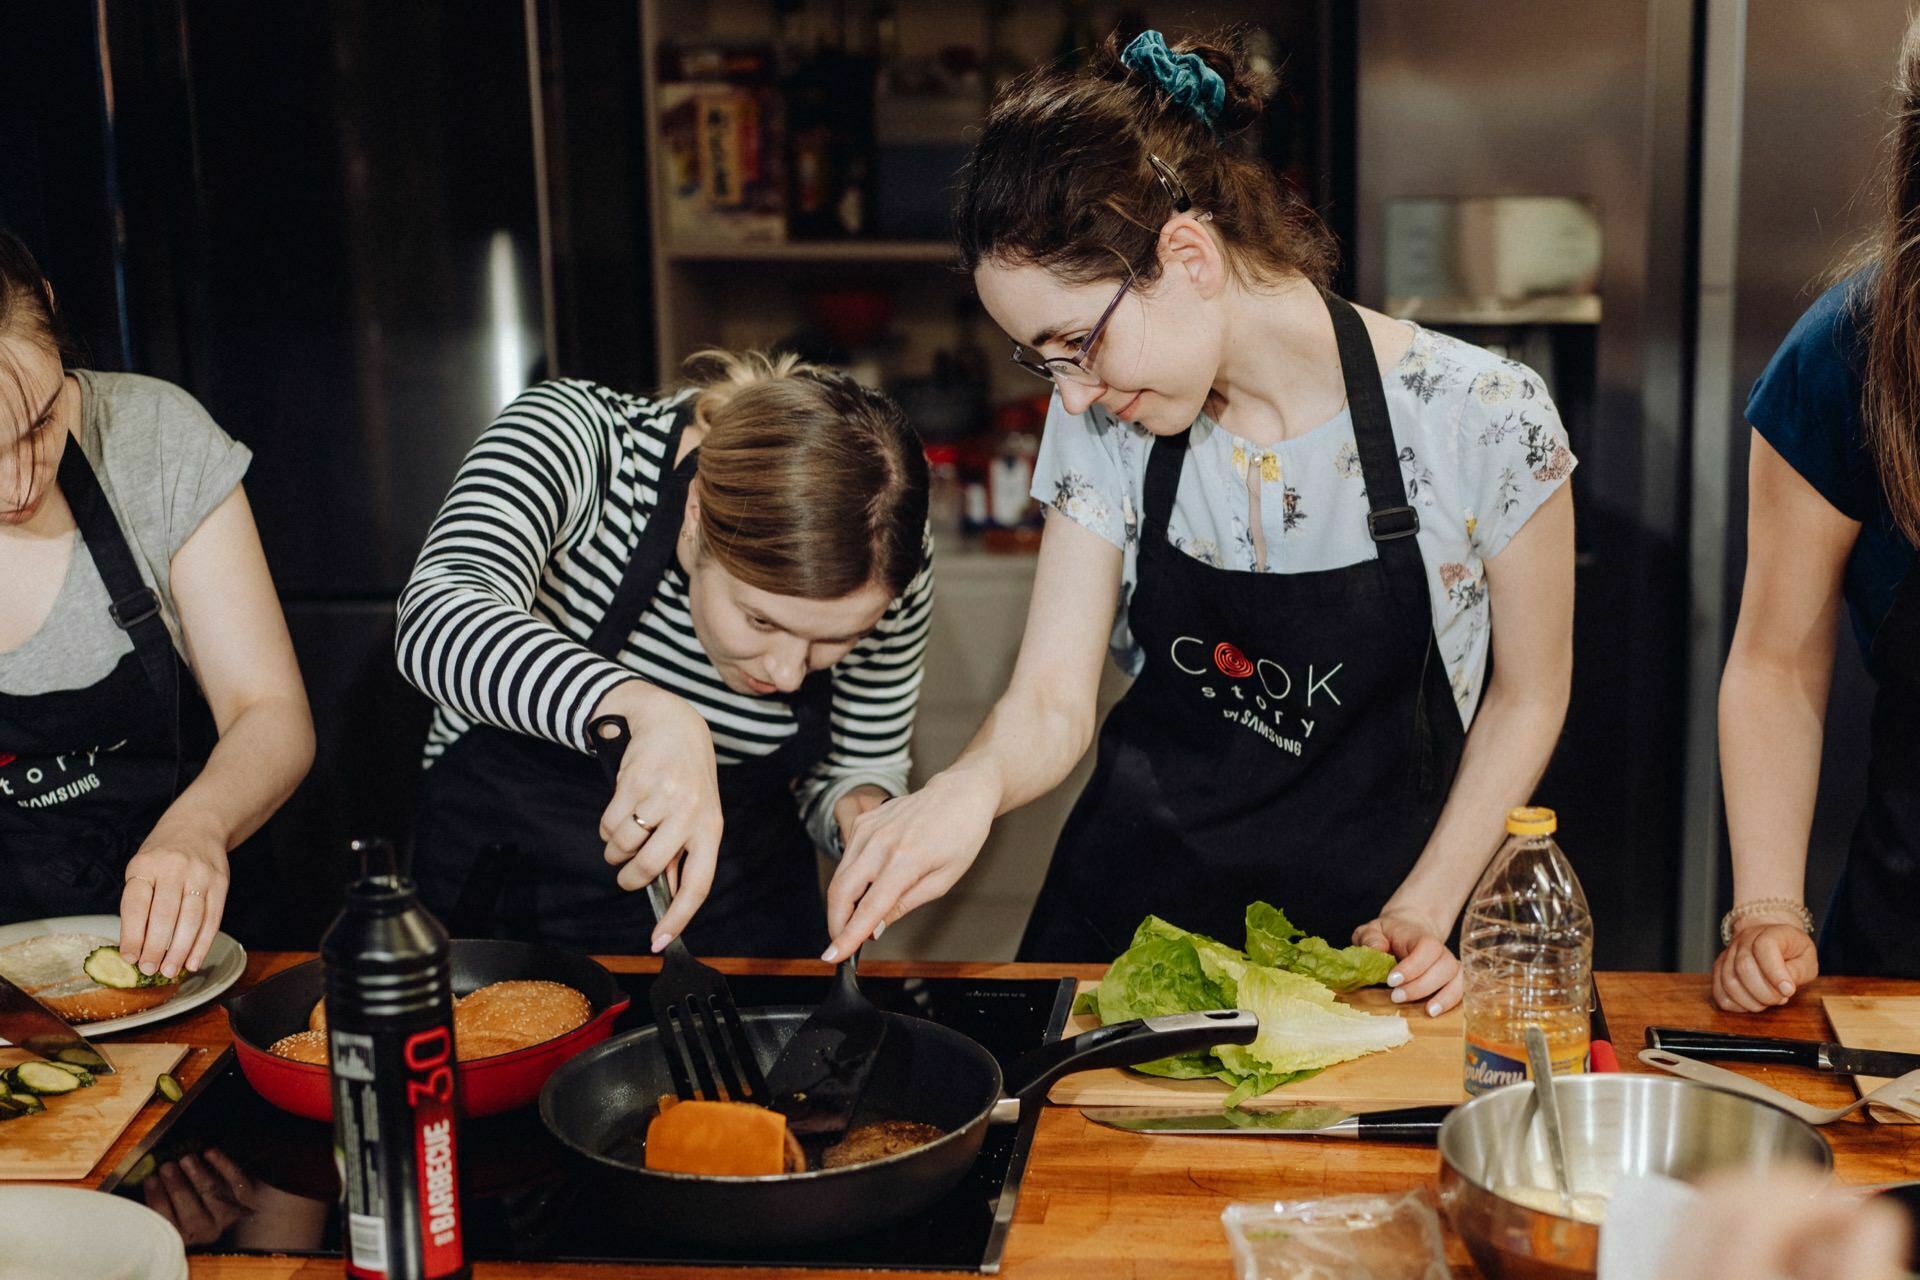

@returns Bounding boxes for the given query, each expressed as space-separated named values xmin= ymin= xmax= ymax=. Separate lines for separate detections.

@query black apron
xmin=1019 ymin=292 xmax=1469 ymax=961
xmin=0 ymin=434 xmax=211 ymax=922
xmin=410 ymin=413 xmax=834 ymax=958
xmin=1820 ymin=549 xmax=1920 ymax=977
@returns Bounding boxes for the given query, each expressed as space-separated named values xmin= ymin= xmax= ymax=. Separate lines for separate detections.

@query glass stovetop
xmin=101 ymin=972 xmax=1073 ymax=1273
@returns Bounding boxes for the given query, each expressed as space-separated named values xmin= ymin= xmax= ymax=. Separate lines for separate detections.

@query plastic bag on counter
xmin=1221 ymin=1189 xmax=1450 ymax=1280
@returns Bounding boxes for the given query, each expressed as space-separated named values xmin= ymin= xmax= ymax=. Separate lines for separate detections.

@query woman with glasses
xmin=0 ymin=229 xmax=313 ymax=975
xmin=822 ymin=30 xmax=1576 ymax=1015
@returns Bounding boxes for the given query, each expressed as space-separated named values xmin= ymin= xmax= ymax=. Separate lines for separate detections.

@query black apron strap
xmin=1322 ymin=292 xmax=1423 ymax=565
xmin=585 ymin=402 xmax=696 ymax=659
xmin=55 ymin=434 xmax=185 ymax=798
xmin=1141 ymin=425 xmax=1191 ymax=546
xmin=56 ymin=439 xmax=179 ymax=709
xmin=1323 ymin=293 xmax=1448 ymax=792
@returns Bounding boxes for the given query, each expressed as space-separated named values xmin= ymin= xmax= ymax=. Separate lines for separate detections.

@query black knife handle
xmin=1357 ymin=1105 xmax=1453 ymax=1142
xmin=1643 ymin=1027 xmax=1824 ymax=1068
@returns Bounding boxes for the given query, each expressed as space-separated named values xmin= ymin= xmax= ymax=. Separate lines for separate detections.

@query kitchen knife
xmin=1645 ymin=1026 xmax=1920 ymax=1078
xmin=1081 ymin=1104 xmax=1451 ymax=1141
xmin=0 ymin=973 xmax=114 ymax=1074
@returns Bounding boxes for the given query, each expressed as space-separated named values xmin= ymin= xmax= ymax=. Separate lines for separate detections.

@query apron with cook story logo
xmin=1018 ymin=292 xmax=1468 ymax=961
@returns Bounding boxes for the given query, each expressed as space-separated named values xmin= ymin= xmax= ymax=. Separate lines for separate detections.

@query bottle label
xmin=1464 ymin=1037 xmax=1589 ymax=1097
xmin=333 ymin=1019 xmax=466 ymax=1280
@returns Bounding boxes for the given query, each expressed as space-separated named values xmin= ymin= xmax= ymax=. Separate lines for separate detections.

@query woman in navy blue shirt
xmin=1715 ymin=27 xmax=1920 ymax=1005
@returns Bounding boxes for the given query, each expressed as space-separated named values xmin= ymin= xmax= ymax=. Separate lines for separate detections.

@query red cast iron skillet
xmin=225 ymin=938 xmax=628 ymax=1120
xmin=539 ymin=1006 xmax=1257 ymax=1247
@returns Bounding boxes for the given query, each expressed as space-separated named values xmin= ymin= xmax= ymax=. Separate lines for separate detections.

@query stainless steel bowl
xmin=1438 ymin=1074 xmax=1831 ymax=1280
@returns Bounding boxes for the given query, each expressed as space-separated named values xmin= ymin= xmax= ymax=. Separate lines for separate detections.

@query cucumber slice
xmin=0 ymin=1095 xmax=27 ymax=1119
xmin=123 ymin=1153 xmax=158 ymax=1185
xmin=48 ymin=1062 xmax=94 ymax=1087
xmin=83 ymin=947 xmax=145 ymax=989
xmin=155 ymin=1073 xmax=183 ymax=1104
xmin=12 ymin=1061 xmax=82 ymax=1095
xmin=5 ymin=1091 xmax=44 ymax=1115
xmin=56 ymin=1046 xmax=110 ymax=1069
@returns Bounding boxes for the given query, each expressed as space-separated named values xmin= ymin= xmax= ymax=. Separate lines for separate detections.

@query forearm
xmin=1719 ymin=648 xmax=1823 ymax=903
xmin=150 ymin=694 xmax=314 ymax=850
xmin=1382 ymin=676 xmax=1568 ymax=933
xmin=939 ymin=680 xmax=1094 ymax=820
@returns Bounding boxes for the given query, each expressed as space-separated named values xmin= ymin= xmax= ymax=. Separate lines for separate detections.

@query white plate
xmin=0 ymin=1186 xmax=187 ymax=1280
xmin=0 ymin=915 xmax=247 ymax=1038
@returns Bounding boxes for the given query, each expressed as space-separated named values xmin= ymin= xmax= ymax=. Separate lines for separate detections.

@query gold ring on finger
xmin=632 ymin=814 xmax=657 ymax=830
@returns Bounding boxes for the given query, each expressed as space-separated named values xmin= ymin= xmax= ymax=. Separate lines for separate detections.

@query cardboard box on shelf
xmin=658 ymin=82 xmax=786 ymax=244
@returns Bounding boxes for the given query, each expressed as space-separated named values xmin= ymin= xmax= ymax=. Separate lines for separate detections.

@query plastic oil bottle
xmin=1460 ymin=806 xmax=1593 ymax=1096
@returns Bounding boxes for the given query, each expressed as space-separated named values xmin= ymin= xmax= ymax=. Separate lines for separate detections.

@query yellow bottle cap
xmin=1506 ymin=806 xmax=1557 ymax=836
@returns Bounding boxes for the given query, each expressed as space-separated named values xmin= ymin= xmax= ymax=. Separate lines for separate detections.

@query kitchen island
xmin=80 ymin=957 xmax=1920 ymax=1278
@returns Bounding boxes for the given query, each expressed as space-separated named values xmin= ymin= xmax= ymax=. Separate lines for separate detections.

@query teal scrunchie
xmin=1120 ymin=30 xmax=1226 ymax=130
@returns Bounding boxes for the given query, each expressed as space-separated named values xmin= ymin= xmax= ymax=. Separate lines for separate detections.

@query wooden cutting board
xmin=1822 ymin=995 xmax=1920 ymax=1124
xmin=0 ymin=1043 xmax=187 ymax=1180
xmin=1047 ymin=981 xmax=1467 ymax=1111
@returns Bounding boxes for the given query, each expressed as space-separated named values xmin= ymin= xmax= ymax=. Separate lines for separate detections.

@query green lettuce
xmin=1213 ymin=965 xmax=1411 ymax=1078
xmin=1086 ymin=905 xmax=1408 ymax=1107
xmin=1244 ymin=902 xmax=1395 ymax=992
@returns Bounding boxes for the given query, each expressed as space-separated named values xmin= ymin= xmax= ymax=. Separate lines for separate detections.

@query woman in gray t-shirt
xmin=0 ymin=230 xmax=312 ymax=980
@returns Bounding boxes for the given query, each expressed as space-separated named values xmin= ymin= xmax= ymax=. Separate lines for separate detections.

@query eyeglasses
xmin=1010 ymin=266 xmax=1135 ymax=387
xmin=1007 ymin=154 xmax=1204 ymax=388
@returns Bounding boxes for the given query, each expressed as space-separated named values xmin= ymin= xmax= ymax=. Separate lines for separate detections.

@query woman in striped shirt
xmin=398 ymin=351 xmax=931 ymax=957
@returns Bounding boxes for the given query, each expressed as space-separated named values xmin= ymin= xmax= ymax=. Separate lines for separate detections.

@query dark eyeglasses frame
xmin=1008 ymin=154 xmax=1199 ymax=386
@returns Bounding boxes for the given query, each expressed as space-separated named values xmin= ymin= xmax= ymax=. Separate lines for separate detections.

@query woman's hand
xmin=592 ymin=680 xmax=723 ymax=951
xmin=142 ymin=1149 xmax=256 ymax=1247
xmin=822 ymin=766 xmax=1001 ymax=962
xmin=1662 ymin=1168 xmax=1908 ymax=1280
xmin=121 ymin=812 xmax=230 ymax=980
xmin=832 ymin=785 xmax=890 ymax=847
xmin=1712 ymin=919 xmax=1819 ymax=1012
xmin=1353 ymin=911 xmax=1461 ymax=1017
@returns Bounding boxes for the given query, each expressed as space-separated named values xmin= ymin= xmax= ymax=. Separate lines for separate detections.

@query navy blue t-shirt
xmin=1746 ymin=272 xmax=1919 ymax=664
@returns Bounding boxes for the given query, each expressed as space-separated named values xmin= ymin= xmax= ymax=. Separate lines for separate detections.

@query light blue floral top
xmin=1030 ymin=323 xmax=1575 ymax=727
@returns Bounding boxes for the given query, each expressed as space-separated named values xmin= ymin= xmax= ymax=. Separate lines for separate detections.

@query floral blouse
xmin=1031 ymin=322 xmax=1575 ymax=727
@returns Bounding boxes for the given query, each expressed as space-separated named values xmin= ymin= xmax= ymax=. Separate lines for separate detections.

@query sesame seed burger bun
xmin=0 ymin=933 xmax=182 ymax=1022
xmin=453 ymin=980 xmax=591 ymax=1050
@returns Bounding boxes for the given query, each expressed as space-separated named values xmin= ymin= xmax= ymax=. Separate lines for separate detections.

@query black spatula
xmin=763 ymin=948 xmax=887 ymax=1139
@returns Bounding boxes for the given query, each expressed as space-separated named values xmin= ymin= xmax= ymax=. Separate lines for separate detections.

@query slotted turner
xmin=763 ymin=948 xmax=888 ymax=1139
xmin=589 ymin=714 xmax=766 ymax=1105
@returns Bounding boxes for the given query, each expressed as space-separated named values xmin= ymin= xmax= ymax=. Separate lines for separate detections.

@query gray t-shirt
xmin=0 ymin=371 xmax=252 ymax=695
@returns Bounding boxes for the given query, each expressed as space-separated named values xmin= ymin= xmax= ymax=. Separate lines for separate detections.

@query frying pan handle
xmin=1003 ymin=1009 xmax=1259 ymax=1108
xmin=586 ymin=714 xmax=674 ymax=927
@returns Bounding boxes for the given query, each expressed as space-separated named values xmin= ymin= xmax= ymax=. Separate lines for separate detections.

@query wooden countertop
xmin=75 ymin=958 xmax=1920 ymax=1278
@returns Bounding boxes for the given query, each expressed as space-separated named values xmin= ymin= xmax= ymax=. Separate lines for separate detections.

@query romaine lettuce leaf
xmin=1213 ymin=965 xmax=1411 ymax=1078
xmin=1244 ymin=901 xmax=1394 ymax=992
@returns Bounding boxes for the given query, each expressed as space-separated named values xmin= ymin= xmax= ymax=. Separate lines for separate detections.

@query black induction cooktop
xmin=101 ymin=971 xmax=1074 ymax=1273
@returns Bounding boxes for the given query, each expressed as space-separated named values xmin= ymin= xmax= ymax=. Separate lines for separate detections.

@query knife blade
xmin=1645 ymin=1026 xmax=1920 ymax=1079
xmin=1081 ymin=1104 xmax=1451 ymax=1141
xmin=0 ymin=973 xmax=114 ymax=1074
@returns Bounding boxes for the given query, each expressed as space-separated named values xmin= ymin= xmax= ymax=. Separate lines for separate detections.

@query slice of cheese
xmin=645 ymin=1098 xmax=793 ymax=1176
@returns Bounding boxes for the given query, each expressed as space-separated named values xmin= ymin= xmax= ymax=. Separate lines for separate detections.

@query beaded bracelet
xmin=1720 ymin=898 xmax=1816 ymax=946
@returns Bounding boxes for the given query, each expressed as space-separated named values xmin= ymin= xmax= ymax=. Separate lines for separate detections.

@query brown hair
xmin=680 ymin=348 xmax=928 ymax=600
xmin=954 ymin=28 xmax=1336 ymax=291
xmin=1849 ymin=18 xmax=1920 ymax=544
xmin=0 ymin=229 xmax=70 ymax=511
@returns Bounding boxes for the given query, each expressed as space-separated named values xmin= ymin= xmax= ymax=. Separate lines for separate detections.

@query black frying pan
xmin=538 ymin=1004 xmax=1256 ymax=1246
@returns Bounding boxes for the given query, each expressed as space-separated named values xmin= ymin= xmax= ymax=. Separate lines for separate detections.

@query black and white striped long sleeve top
xmin=395 ymin=380 xmax=934 ymax=853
